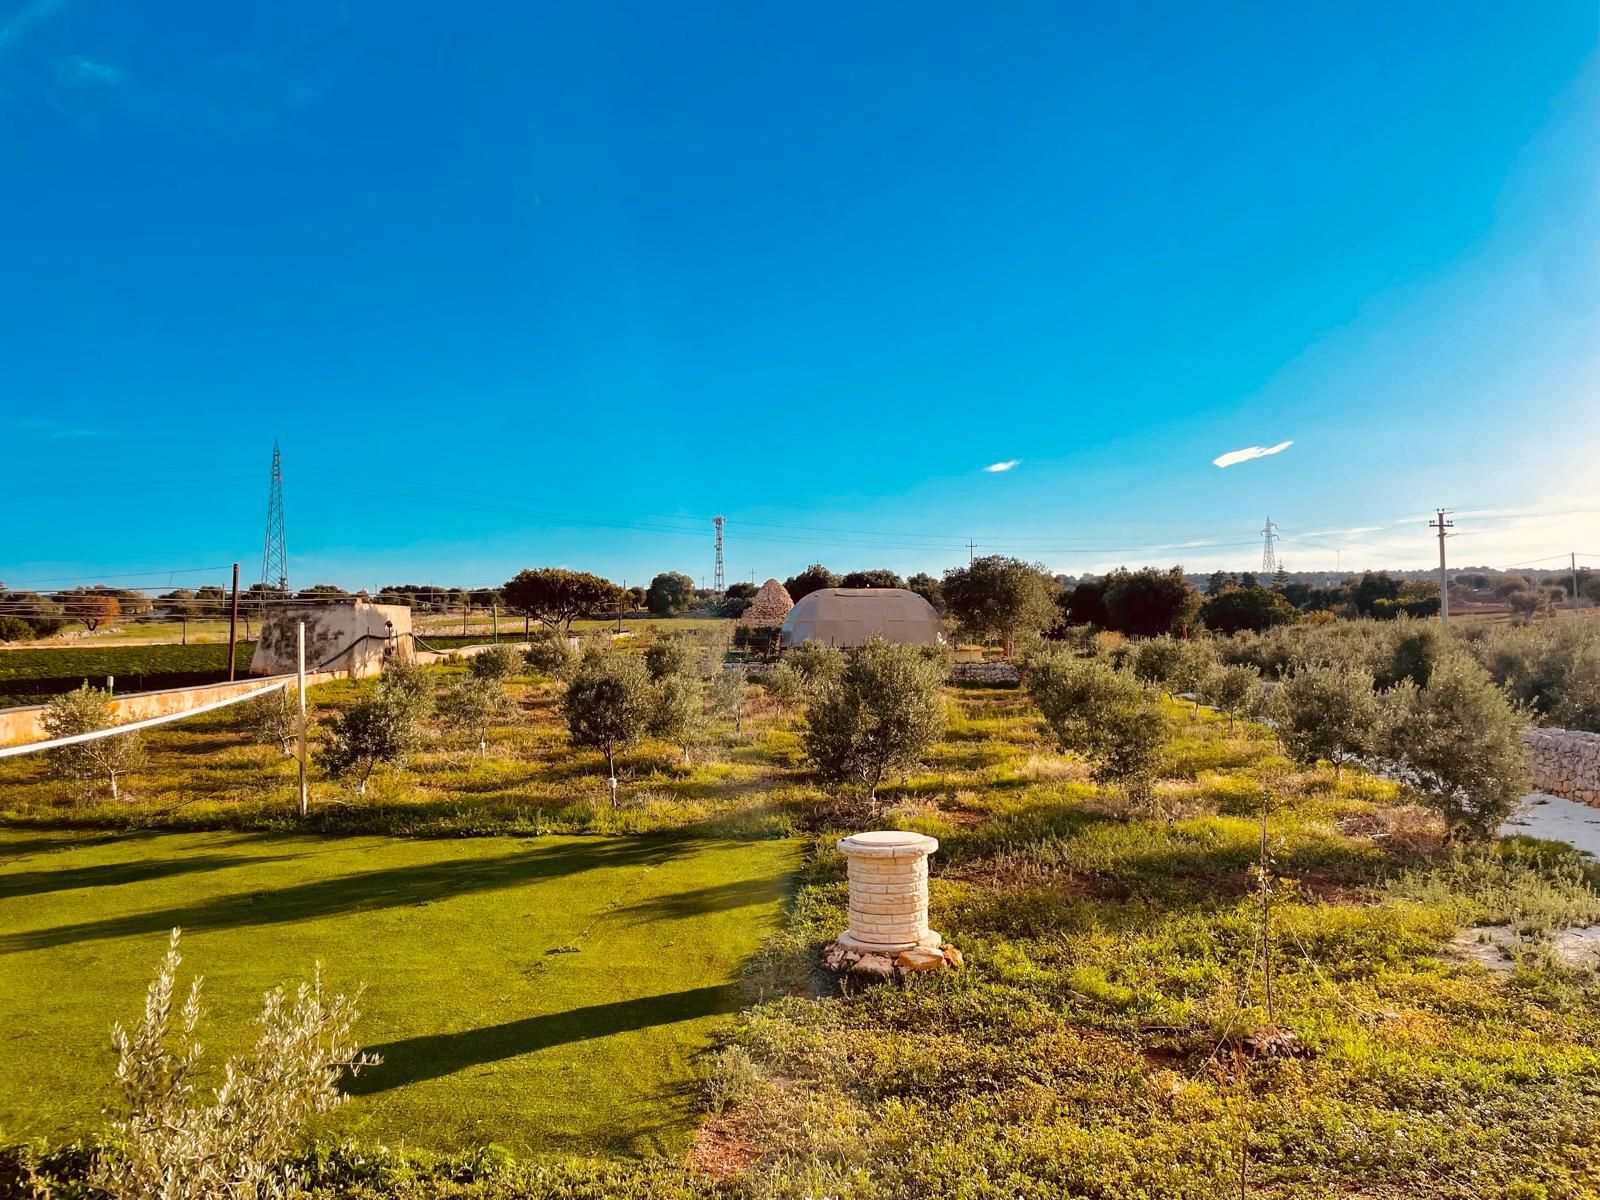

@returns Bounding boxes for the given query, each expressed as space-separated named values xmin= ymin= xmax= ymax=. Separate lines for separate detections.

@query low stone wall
xmin=1526 ymin=727 xmax=1600 ymax=806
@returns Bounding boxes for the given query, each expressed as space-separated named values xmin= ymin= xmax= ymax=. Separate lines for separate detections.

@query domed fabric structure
xmin=739 ymin=578 xmax=795 ymax=627
xmin=779 ymin=588 xmax=943 ymax=650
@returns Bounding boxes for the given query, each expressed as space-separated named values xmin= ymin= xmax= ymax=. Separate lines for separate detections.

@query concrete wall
xmin=0 ymin=671 xmax=339 ymax=747
xmin=1526 ymin=727 xmax=1600 ymax=806
xmin=251 ymin=601 xmax=412 ymax=678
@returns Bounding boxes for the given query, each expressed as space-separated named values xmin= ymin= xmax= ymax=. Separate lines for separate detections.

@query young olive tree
xmin=43 ymin=684 xmax=144 ymax=802
xmin=802 ymin=637 xmax=946 ymax=810
xmin=318 ymin=689 xmax=422 ymax=796
xmin=649 ymin=671 xmax=709 ymax=763
xmin=786 ymin=641 xmax=845 ymax=691
xmin=524 ymin=632 xmax=577 ymax=679
xmin=376 ymin=656 xmax=433 ymax=719
xmin=1383 ymin=656 xmax=1529 ymax=841
xmin=561 ymin=650 xmax=652 ymax=802
xmin=710 ymin=667 xmax=749 ymax=733
xmin=1199 ymin=663 xmax=1263 ymax=731
xmin=644 ymin=635 xmax=700 ymax=682
xmin=1026 ymin=653 xmax=1166 ymax=811
xmin=764 ymin=662 xmax=806 ymax=715
xmin=466 ymin=643 xmax=523 ymax=684
xmin=244 ymin=687 xmax=297 ymax=757
xmin=436 ymin=673 xmax=515 ymax=755
xmin=91 ymin=930 xmax=378 ymax=1200
xmin=1270 ymin=664 xmax=1379 ymax=778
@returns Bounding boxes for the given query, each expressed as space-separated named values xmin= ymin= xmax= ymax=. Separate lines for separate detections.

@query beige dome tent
xmin=779 ymin=587 xmax=943 ymax=650
xmin=739 ymin=578 xmax=795 ymax=628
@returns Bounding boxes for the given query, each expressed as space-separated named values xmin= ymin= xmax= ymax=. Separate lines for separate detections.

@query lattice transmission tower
xmin=1259 ymin=516 xmax=1280 ymax=575
xmin=712 ymin=516 xmax=725 ymax=593
xmin=261 ymin=440 xmax=289 ymax=595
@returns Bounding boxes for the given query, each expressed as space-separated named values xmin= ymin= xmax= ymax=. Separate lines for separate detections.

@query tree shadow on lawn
xmin=0 ymin=853 xmax=296 ymax=901
xmin=0 ymin=833 xmax=749 ymax=954
xmin=344 ymin=984 xmax=739 ymax=1095
xmin=610 ymin=873 xmax=793 ymax=924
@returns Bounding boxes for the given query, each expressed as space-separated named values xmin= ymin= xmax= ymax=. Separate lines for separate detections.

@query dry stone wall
xmin=1526 ymin=727 xmax=1600 ymax=806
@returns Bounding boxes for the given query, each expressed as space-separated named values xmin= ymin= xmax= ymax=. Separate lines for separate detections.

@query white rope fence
xmin=0 ymin=679 xmax=290 ymax=760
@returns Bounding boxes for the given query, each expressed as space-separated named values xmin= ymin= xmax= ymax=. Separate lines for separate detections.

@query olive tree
xmin=436 ymin=673 xmax=515 ymax=755
xmin=318 ymin=689 xmax=422 ymax=796
xmin=1026 ymin=653 xmax=1166 ymax=810
xmin=1199 ymin=663 xmax=1263 ymax=731
xmin=43 ymin=684 xmax=144 ymax=802
xmin=1383 ymin=656 xmax=1529 ymax=841
xmin=561 ymin=650 xmax=652 ymax=801
xmin=650 ymin=671 xmax=709 ymax=763
xmin=710 ymin=667 xmax=749 ymax=733
xmin=244 ymin=687 xmax=297 ymax=757
xmin=1270 ymin=665 xmax=1379 ymax=778
xmin=802 ymin=637 xmax=946 ymax=810
xmin=91 ymin=930 xmax=377 ymax=1200
xmin=524 ymin=632 xmax=577 ymax=678
xmin=764 ymin=662 xmax=806 ymax=714
xmin=466 ymin=644 xmax=522 ymax=684
xmin=645 ymin=634 xmax=700 ymax=682
xmin=941 ymin=555 xmax=1059 ymax=658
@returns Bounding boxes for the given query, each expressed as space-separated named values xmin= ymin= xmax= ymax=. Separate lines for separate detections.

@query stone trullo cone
xmin=739 ymin=578 xmax=794 ymax=627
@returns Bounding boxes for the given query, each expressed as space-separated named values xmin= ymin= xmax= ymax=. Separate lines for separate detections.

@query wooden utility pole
xmin=296 ymin=620 xmax=309 ymax=817
xmin=1429 ymin=510 xmax=1453 ymax=628
xmin=491 ymin=603 xmax=499 ymax=642
xmin=227 ymin=563 xmax=241 ymax=680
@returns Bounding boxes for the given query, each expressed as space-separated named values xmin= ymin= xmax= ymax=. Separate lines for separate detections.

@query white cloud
xmin=1213 ymin=440 xmax=1293 ymax=469
xmin=983 ymin=460 xmax=1020 ymax=473
xmin=59 ymin=55 xmax=126 ymax=86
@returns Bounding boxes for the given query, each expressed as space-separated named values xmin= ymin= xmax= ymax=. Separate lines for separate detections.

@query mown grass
xmin=0 ymin=828 xmax=797 ymax=1157
xmin=5 ymin=670 xmax=1600 ymax=1198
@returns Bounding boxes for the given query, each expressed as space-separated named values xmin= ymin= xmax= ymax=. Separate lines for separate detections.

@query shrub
xmin=90 ymin=930 xmax=377 ymax=1200
xmin=436 ymin=674 xmax=515 ymax=755
xmin=1271 ymin=664 xmax=1379 ymax=778
xmin=561 ymin=650 xmax=652 ymax=796
xmin=802 ymin=636 xmax=946 ymax=808
xmin=42 ymin=683 xmax=144 ymax=802
xmin=1384 ymin=656 xmax=1530 ymax=841
xmin=1026 ymin=652 xmax=1165 ymax=809
xmin=318 ymin=689 xmax=422 ymax=795
xmin=1130 ymin=636 xmax=1213 ymax=700
xmin=466 ymin=644 xmax=522 ymax=684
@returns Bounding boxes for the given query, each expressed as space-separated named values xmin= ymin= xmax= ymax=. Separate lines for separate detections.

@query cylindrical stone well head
xmin=835 ymin=830 xmax=941 ymax=954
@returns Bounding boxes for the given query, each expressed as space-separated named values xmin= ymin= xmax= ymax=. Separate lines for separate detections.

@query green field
xmin=0 ymin=643 xmax=257 ymax=707
xmin=0 ymin=828 xmax=797 ymax=1156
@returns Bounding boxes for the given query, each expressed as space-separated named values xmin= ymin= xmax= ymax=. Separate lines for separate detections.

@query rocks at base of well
xmin=821 ymin=938 xmax=965 ymax=979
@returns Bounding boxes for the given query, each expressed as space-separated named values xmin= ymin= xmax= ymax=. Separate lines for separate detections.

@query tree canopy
xmin=941 ymin=555 xmax=1058 ymax=657
xmin=1101 ymin=567 xmax=1200 ymax=638
xmin=839 ymin=569 xmax=906 ymax=590
xmin=782 ymin=564 xmax=840 ymax=601
xmin=1199 ymin=585 xmax=1299 ymax=635
xmin=646 ymin=572 xmax=696 ymax=616
xmin=501 ymin=568 xmax=622 ymax=633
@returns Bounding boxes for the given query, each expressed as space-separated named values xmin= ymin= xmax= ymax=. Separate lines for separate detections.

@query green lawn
xmin=0 ymin=828 xmax=797 ymax=1157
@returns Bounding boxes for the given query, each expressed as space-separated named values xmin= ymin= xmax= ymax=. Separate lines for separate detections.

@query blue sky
xmin=2 ymin=2 xmax=1598 ymax=594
